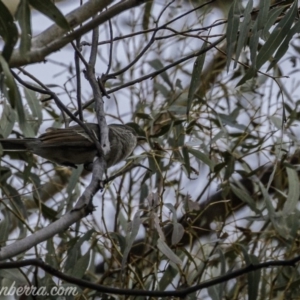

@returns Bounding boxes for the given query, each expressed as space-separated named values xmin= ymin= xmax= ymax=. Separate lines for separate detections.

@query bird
xmin=0 ymin=123 xmax=143 ymax=169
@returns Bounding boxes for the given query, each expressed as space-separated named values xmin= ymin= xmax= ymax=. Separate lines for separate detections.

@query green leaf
xmin=157 ymin=238 xmax=182 ymax=265
xmin=261 ymin=7 xmax=285 ymax=40
xmin=283 ymin=167 xmax=300 ymax=214
xmin=208 ymin=248 xmax=226 ymax=300
xmin=154 ymin=82 xmax=169 ymax=97
xmin=226 ymin=0 xmax=240 ymax=71
xmin=148 ymin=59 xmax=173 ymax=89
xmin=256 ymin=0 xmax=270 ymax=31
xmin=256 ymin=0 xmax=297 ymax=70
xmin=65 ymin=165 xmax=83 ymax=211
xmin=142 ymin=1 xmax=153 ymax=30
xmin=158 ymin=264 xmax=178 ymax=291
xmin=4 ymin=184 xmax=27 ymax=219
xmin=234 ymin=0 xmax=253 ymax=69
xmin=237 ymin=1 xmax=297 ymax=86
xmin=230 ymin=181 xmax=260 ymax=213
xmin=70 ymin=250 xmax=90 ymax=279
xmin=165 ymin=203 xmax=184 ymax=245
xmin=15 ymin=0 xmax=32 ymax=55
xmin=267 ymin=19 xmax=300 ymax=71
xmin=187 ymin=148 xmax=215 ymax=170
xmin=46 ymin=239 xmax=58 ymax=269
xmin=0 ymin=269 xmax=27 ymax=285
xmin=187 ymin=43 xmax=206 ymax=117
xmin=181 ymin=145 xmax=191 ymax=178
xmin=109 ymin=232 xmax=126 ymax=253
xmin=24 ymin=88 xmax=42 ymax=133
xmin=207 ymin=285 xmax=221 ymax=300
xmin=28 ymin=0 xmax=69 ymax=30
xmin=0 ymin=209 xmax=11 ymax=244
xmin=172 ymin=222 xmax=184 ymax=245
xmin=122 ymin=210 xmax=141 ymax=269
xmin=259 ymin=181 xmax=274 ymax=213
xmin=0 ymin=100 xmax=16 ymax=138
xmin=259 ymin=181 xmax=287 ymax=237
xmin=0 ymin=167 xmax=12 ymax=182
xmin=240 ymin=246 xmax=261 ymax=300
xmin=0 ymin=55 xmax=32 ymax=136
xmin=249 ymin=20 xmax=259 ymax=67
xmin=65 ymin=230 xmax=94 ymax=273
xmin=40 ymin=203 xmax=58 ymax=221
xmin=150 ymin=122 xmax=173 ymax=138
xmin=218 ymin=112 xmax=247 ymax=130
xmin=0 ymin=1 xmax=18 ymax=61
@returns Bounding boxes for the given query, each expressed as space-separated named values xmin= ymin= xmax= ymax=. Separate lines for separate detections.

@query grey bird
xmin=0 ymin=123 xmax=142 ymax=169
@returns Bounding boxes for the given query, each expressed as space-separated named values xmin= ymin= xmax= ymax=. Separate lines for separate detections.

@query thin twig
xmin=75 ymin=37 xmax=83 ymax=121
xmin=76 ymin=34 xmax=226 ymax=115
xmin=1 ymin=255 xmax=300 ymax=297
xmin=105 ymin=17 xmax=114 ymax=76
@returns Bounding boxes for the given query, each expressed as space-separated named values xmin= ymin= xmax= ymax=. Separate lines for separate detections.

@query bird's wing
xmin=39 ymin=124 xmax=99 ymax=148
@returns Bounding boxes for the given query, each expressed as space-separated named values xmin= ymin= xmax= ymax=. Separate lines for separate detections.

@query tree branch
xmin=9 ymin=0 xmax=148 ymax=67
xmin=1 ymin=255 xmax=300 ymax=297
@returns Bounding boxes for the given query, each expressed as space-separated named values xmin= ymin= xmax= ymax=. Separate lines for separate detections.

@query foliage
xmin=0 ymin=0 xmax=300 ymax=299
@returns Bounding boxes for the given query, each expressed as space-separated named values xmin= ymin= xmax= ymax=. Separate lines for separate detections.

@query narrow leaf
xmin=240 ymin=246 xmax=261 ymax=300
xmin=181 ymin=145 xmax=191 ymax=178
xmin=256 ymin=0 xmax=297 ymax=70
xmin=226 ymin=0 xmax=240 ymax=71
xmin=65 ymin=165 xmax=83 ymax=211
xmin=24 ymin=88 xmax=42 ymax=133
xmin=152 ymin=212 xmax=166 ymax=240
xmin=267 ymin=19 xmax=300 ymax=71
xmin=148 ymin=59 xmax=173 ymax=89
xmin=159 ymin=264 xmax=178 ymax=291
xmin=0 ymin=100 xmax=16 ymax=138
xmin=70 ymin=250 xmax=90 ymax=279
xmin=142 ymin=1 xmax=153 ymax=30
xmin=261 ymin=7 xmax=285 ymax=40
xmin=171 ymin=223 xmax=184 ymax=245
xmin=28 ymin=0 xmax=69 ymax=30
xmin=122 ymin=210 xmax=141 ymax=269
xmin=157 ymin=238 xmax=182 ymax=265
xmin=249 ymin=20 xmax=259 ymax=66
xmin=259 ymin=181 xmax=275 ymax=218
xmin=256 ymin=0 xmax=270 ymax=31
xmin=237 ymin=1 xmax=297 ymax=86
xmin=15 ymin=0 xmax=32 ymax=55
xmin=0 ymin=55 xmax=31 ymax=136
xmin=188 ymin=148 xmax=215 ymax=170
xmin=187 ymin=43 xmax=207 ymax=116
xmin=0 ymin=1 xmax=18 ymax=60
xmin=165 ymin=203 xmax=184 ymax=245
xmin=283 ymin=167 xmax=300 ymax=214
xmin=230 ymin=182 xmax=260 ymax=213
xmin=234 ymin=0 xmax=253 ymax=68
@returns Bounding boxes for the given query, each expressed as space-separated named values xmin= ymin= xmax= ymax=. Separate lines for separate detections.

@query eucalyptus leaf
xmin=122 ymin=210 xmax=141 ymax=269
xmin=28 ymin=0 xmax=69 ymax=30
xmin=0 ymin=1 xmax=18 ymax=60
xmin=15 ymin=0 xmax=32 ymax=55
xmin=148 ymin=59 xmax=173 ymax=89
xmin=283 ymin=167 xmax=299 ymax=214
xmin=226 ymin=0 xmax=240 ymax=71
xmin=157 ymin=238 xmax=182 ymax=265
xmin=187 ymin=43 xmax=207 ymax=116
xmin=0 ymin=55 xmax=32 ymax=137
xmin=234 ymin=0 xmax=253 ymax=69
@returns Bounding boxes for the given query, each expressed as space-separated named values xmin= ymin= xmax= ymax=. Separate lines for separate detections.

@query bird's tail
xmin=0 ymin=139 xmax=36 ymax=151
